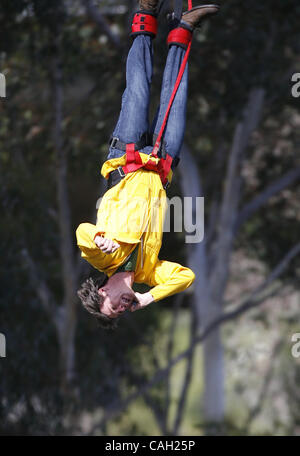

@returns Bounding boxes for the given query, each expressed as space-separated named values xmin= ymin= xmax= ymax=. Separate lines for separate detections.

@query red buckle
xmin=144 ymin=157 xmax=159 ymax=172
xmin=131 ymin=12 xmax=158 ymax=38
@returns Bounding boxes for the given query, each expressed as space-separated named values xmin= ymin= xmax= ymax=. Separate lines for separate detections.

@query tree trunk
xmin=179 ymin=144 xmax=215 ymax=426
xmin=52 ymin=31 xmax=78 ymax=397
xmin=179 ymin=87 xmax=265 ymax=431
xmin=203 ymin=88 xmax=265 ymax=429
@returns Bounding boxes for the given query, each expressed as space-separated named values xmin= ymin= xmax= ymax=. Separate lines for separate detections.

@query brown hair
xmin=77 ymin=275 xmax=119 ymax=330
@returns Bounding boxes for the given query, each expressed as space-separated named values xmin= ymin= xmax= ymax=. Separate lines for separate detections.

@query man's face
xmin=98 ymin=281 xmax=137 ymax=319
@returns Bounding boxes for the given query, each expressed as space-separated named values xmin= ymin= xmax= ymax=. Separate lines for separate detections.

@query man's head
xmin=77 ymin=272 xmax=137 ymax=330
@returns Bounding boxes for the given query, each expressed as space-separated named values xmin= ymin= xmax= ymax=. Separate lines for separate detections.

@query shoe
xmin=139 ymin=0 xmax=160 ymax=15
xmin=180 ymin=4 xmax=220 ymax=31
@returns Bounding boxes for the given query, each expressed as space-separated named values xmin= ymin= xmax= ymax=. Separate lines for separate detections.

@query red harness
xmin=117 ymin=1 xmax=193 ymax=188
xmin=122 ymin=142 xmax=173 ymax=187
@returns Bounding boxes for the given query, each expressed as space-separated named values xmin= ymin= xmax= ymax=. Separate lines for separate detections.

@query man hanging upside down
xmin=76 ymin=1 xmax=220 ymax=329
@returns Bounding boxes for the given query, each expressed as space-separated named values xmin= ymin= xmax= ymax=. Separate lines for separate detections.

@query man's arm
xmin=144 ymin=259 xmax=196 ymax=303
xmin=76 ymin=223 xmax=120 ymax=270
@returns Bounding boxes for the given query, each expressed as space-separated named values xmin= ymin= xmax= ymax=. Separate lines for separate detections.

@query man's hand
xmin=94 ymin=235 xmax=120 ymax=254
xmin=130 ymin=292 xmax=154 ymax=312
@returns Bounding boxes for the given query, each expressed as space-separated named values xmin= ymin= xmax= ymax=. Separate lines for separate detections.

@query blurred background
xmin=0 ymin=0 xmax=300 ymax=436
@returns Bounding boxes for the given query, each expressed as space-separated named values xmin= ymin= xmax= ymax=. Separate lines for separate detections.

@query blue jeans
xmin=107 ymin=34 xmax=188 ymax=165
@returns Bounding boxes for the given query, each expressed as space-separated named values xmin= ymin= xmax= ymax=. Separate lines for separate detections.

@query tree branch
xmin=234 ymin=166 xmax=300 ymax=234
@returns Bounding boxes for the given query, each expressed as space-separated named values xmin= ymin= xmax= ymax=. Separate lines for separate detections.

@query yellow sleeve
xmin=76 ymin=222 xmax=106 ymax=270
xmin=145 ymin=260 xmax=196 ymax=302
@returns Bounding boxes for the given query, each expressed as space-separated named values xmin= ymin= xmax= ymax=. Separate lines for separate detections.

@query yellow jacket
xmin=76 ymin=155 xmax=195 ymax=302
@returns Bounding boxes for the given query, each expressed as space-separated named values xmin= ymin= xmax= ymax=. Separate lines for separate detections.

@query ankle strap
xmin=167 ymin=26 xmax=192 ymax=50
xmin=130 ymin=11 xmax=158 ymax=39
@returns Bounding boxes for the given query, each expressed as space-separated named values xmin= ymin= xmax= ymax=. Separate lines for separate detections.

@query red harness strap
xmin=122 ymin=143 xmax=143 ymax=174
xmin=122 ymin=143 xmax=170 ymax=185
xmin=157 ymin=153 xmax=173 ymax=184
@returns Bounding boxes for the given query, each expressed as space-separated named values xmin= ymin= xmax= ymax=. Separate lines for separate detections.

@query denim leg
xmin=149 ymin=44 xmax=188 ymax=161
xmin=107 ymin=35 xmax=154 ymax=160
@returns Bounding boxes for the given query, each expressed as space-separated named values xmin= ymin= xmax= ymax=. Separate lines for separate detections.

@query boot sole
xmin=182 ymin=4 xmax=220 ymax=28
xmin=182 ymin=4 xmax=220 ymax=19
